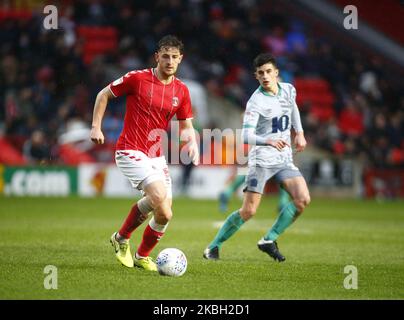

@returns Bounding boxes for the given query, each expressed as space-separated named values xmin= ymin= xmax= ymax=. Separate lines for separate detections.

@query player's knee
xmin=162 ymin=204 xmax=173 ymax=222
xmin=158 ymin=213 xmax=172 ymax=225
xmin=149 ymin=188 xmax=167 ymax=208
xmin=305 ymin=194 xmax=311 ymax=207
xmin=164 ymin=210 xmax=173 ymax=223
xmin=239 ymin=207 xmax=256 ymax=221
xmin=155 ymin=208 xmax=172 ymax=224
xmin=294 ymin=194 xmax=310 ymax=213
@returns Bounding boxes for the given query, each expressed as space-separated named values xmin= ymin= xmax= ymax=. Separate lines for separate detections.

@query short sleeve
xmin=176 ymin=86 xmax=193 ymax=120
xmin=109 ymin=71 xmax=137 ymax=97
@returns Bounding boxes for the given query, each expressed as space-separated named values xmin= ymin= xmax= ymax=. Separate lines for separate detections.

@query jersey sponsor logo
xmin=172 ymin=97 xmax=179 ymax=106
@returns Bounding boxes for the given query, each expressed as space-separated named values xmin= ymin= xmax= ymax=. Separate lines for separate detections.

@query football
xmin=156 ymin=248 xmax=187 ymax=277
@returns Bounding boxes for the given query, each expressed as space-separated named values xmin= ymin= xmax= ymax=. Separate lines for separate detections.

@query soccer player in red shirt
xmin=90 ymin=35 xmax=199 ymax=271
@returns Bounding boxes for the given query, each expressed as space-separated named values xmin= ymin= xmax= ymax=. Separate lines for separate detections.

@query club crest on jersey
xmin=172 ymin=97 xmax=179 ymax=106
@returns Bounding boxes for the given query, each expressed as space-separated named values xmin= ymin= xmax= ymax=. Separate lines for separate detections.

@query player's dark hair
xmin=253 ymin=53 xmax=278 ymax=70
xmin=157 ymin=35 xmax=184 ymax=54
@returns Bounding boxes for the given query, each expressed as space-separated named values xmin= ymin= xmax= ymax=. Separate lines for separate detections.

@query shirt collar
xmin=259 ymin=83 xmax=282 ymax=97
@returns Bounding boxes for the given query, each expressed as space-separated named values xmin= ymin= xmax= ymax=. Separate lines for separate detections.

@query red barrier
xmin=364 ymin=168 xmax=404 ymax=198
xmin=0 ymin=138 xmax=27 ymax=165
xmin=58 ymin=144 xmax=96 ymax=165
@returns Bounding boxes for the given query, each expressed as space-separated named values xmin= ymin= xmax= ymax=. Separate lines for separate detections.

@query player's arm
xmin=179 ymin=119 xmax=200 ymax=166
xmin=242 ymin=126 xmax=289 ymax=151
xmin=292 ymin=130 xmax=306 ymax=152
xmin=241 ymin=103 xmax=289 ymax=151
xmin=291 ymin=86 xmax=306 ymax=152
xmin=90 ymin=86 xmax=115 ymax=144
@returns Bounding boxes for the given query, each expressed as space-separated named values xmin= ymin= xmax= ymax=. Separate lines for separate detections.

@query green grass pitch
xmin=0 ymin=196 xmax=403 ymax=299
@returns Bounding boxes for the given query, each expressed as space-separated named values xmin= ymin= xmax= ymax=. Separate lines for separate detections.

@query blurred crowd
xmin=0 ymin=0 xmax=403 ymax=168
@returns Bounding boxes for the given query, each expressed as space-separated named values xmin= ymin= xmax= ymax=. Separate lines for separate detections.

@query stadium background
xmin=0 ymin=0 xmax=403 ymax=300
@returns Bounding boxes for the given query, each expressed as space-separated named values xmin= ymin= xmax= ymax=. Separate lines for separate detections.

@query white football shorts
xmin=115 ymin=150 xmax=172 ymax=198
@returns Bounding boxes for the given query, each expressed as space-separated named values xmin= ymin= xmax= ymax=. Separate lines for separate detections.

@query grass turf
xmin=0 ymin=196 xmax=403 ymax=299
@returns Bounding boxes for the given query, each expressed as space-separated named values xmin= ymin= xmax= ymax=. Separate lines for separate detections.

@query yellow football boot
xmin=110 ymin=232 xmax=134 ymax=268
xmin=133 ymin=254 xmax=157 ymax=271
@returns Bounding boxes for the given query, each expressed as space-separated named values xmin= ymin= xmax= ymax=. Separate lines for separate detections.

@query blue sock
xmin=278 ymin=187 xmax=290 ymax=212
xmin=208 ymin=210 xmax=245 ymax=249
xmin=265 ymin=202 xmax=297 ymax=241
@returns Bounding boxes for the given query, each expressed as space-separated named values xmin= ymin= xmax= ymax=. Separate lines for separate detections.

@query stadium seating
xmin=294 ymin=77 xmax=335 ymax=122
xmin=331 ymin=0 xmax=404 ymax=45
xmin=76 ymin=26 xmax=118 ymax=65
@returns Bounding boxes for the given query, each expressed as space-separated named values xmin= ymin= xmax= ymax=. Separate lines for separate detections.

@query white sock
xmin=149 ymin=217 xmax=169 ymax=233
xmin=138 ymin=196 xmax=153 ymax=214
xmin=258 ymin=238 xmax=273 ymax=244
xmin=135 ymin=252 xmax=146 ymax=259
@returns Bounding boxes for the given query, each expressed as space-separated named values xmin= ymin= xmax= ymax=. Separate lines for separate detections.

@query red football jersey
xmin=109 ymin=68 xmax=193 ymax=157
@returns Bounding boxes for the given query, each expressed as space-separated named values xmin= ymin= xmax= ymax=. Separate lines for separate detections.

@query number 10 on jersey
xmin=272 ymin=115 xmax=289 ymax=133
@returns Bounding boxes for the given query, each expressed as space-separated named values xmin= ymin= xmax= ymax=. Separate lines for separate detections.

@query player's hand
xmin=267 ymin=139 xmax=289 ymax=151
xmin=90 ymin=126 xmax=105 ymax=144
xmin=188 ymin=142 xmax=200 ymax=166
xmin=294 ymin=132 xmax=306 ymax=152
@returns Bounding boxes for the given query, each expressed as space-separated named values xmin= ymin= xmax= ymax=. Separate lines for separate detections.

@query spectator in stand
xmin=262 ymin=26 xmax=287 ymax=57
xmin=369 ymin=113 xmax=389 ymax=142
xmin=23 ymin=130 xmax=50 ymax=164
xmin=338 ymin=102 xmax=364 ymax=137
xmin=33 ymin=66 xmax=56 ymax=122
xmin=286 ymin=20 xmax=308 ymax=56
xmin=387 ymin=111 xmax=403 ymax=148
xmin=0 ymin=1 xmax=402 ymax=170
